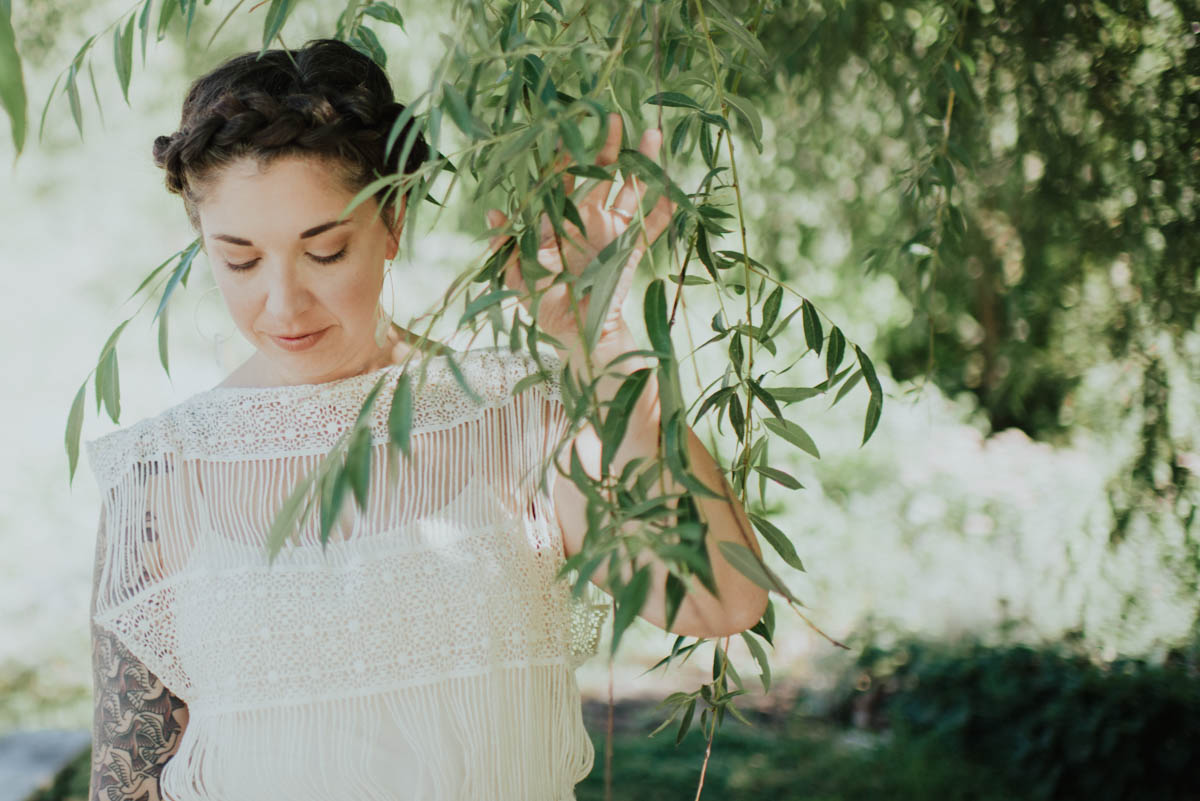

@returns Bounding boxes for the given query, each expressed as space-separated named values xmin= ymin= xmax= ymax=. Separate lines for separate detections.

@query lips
xmin=269 ymin=326 xmax=330 ymax=352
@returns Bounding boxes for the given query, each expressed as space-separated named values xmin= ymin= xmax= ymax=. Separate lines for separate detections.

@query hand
xmin=485 ymin=112 xmax=677 ymax=352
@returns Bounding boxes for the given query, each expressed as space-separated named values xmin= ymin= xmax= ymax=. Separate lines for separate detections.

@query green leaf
xmin=388 ymin=371 xmax=413 ymax=456
xmin=86 ymin=61 xmax=104 ymax=128
xmin=706 ymin=0 xmax=770 ymax=66
xmin=157 ymin=304 xmax=170 ymax=376
xmin=265 ymin=475 xmax=311 ymax=564
xmin=854 ymin=345 xmax=883 ymax=445
xmin=610 ymin=564 xmax=651 ymax=657
xmin=728 ymin=391 xmax=745 ymax=441
xmin=138 ymin=0 xmax=152 ymax=63
xmin=154 ymin=239 xmax=201 ymax=322
xmin=65 ymin=65 xmax=83 ymax=138
xmin=723 ymin=93 xmax=762 ymax=153
xmin=750 ymin=598 xmax=775 ymax=644
xmin=717 ymin=540 xmax=801 ymax=604
xmin=530 ymin=10 xmax=556 ymax=31
xmin=459 ymin=288 xmax=521 ymax=327
xmin=579 ymin=232 xmax=634 ymax=351
xmin=126 ymin=250 xmax=178 ymax=301
xmin=98 ymin=318 xmax=130 ymax=366
xmin=760 ymin=287 xmax=782 ymax=338
xmin=728 ymin=333 xmax=743 ymax=377
xmin=363 ymin=2 xmax=405 ymax=29
xmin=617 ymin=148 xmax=698 ymax=215
xmin=157 ymin=0 xmax=177 ymax=40
xmin=346 ymin=426 xmax=373 ymax=510
xmin=261 ymin=0 xmax=294 ymax=49
xmin=92 ymin=319 xmax=129 ymax=420
xmin=0 ymin=0 xmax=26 ymax=155
xmin=319 ymin=464 xmax=349 ymax=547
xmin=854 ymin=344 xmax=882 ymax=397
xmin=442 ymin=82 xmax=484 ymax=139
xmin=644 ymin=91 xmax=703 ymax=110
xmin=761 ymin=416 xmax=820 ymax=459
xmin=747 ymin=513 xmax=805 ymax=572
xmin=354 ymin=375 xmax=387 ymax=429
xmin=112 ymin=13 xmax=134 ymax=104
xmin=444 ymin=352 xmax=483 ymax=405
xmin=183 ymin=0 xmax=198 ymax=41
xmin=663 ymin=571 xmax=686 ymax=633
xmin=65 ymin=382 xmax=87 ymax=483
xmin=746 ymin=378 xmax=783 ymax=419
xmin=767 ymin=385 xmax=820 ymax=404
xmin=353 ymin=25 xmax=387 ymax=68
xmin=801 ymin=299 xmax=822 ymax=355
xmin=693 ymin=385 xmax=734 ymax=424
xmin=676 ymin=697 xmax=696 ymax=744
xmin=643 ymin=278 xmax=671 ymax=357
xmin=663 ymin=412 xmax=723 ymax=500
xmin=566 ymin=164 xmax=610 ymax=181
xmin=601 ymin=368 xmax=651 ymax=475
xmin=863 ymin=391 xmax=882 ymax=446
xmin=826 ymin=326 xmax=845 ymax=380
xmin=739 ymin=631 xmax=772 ymax=692
xmin=752 ymin=465 xmax=803 ymax=490
xmin=98 ymin=349 xmax=121 ymax=423
xmin=669 ymin=113 xmax=692 ymax=155
xmin=831 ymin=368 xmax=863 ymax=407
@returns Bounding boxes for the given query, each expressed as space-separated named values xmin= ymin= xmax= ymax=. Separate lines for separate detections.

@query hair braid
xmin=152 ymin=39 xmax=429 ymax=234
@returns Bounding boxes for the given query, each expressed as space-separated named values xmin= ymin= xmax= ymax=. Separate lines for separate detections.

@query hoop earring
xmin=193 ymin=285 xmax=233 ymax=346
xmin=374 ymin=268 xmax=395 ymax=348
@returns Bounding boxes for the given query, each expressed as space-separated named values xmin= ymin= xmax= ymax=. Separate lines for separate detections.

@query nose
xmin=262 ymin=260 xmax=313 ymax=323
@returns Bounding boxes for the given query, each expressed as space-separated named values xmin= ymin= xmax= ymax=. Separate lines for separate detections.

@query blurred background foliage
xmin=2 ymin=0 xmax=1198 ymax=798
xmin=744 ymin=0 xmax=1200 ymax=547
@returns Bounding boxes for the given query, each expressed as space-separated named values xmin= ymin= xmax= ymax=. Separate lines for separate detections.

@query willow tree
xmin=740 ymin=0 xmax=1200 ymax=625
xmin=4 ymin=0 xmax=885 ymax=796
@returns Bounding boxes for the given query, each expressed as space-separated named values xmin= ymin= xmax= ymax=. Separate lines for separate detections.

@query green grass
xmin=573 ymin=701 xmax=1016 ymax=801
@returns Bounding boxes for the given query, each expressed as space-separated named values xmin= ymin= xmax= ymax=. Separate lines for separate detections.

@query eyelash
xmin=225 ymin=246 xmax=349 ymax=272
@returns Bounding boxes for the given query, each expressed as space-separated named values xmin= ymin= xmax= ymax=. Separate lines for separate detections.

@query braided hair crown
xmin=152 ymin=38 xmax=429 ymax=234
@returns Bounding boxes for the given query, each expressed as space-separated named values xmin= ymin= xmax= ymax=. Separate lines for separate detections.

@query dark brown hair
xmin=152 ymin=38 xmax=429 ymax=236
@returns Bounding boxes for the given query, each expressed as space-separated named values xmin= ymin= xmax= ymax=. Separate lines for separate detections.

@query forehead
xmin=199 ymin=155 xmax=360 ymax=235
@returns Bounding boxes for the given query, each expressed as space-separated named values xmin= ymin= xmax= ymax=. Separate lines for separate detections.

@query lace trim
xmin=84 ymin=346 xmax=564 ymax=491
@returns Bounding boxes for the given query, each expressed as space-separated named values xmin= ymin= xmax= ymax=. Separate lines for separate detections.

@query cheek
xmin=213 ymin=282 xmax=258 ymax=331
xmin=322 ymin=265 xmax=382 ymax=327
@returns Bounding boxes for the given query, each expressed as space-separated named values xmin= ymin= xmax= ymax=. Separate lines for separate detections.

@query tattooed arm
xmin=88 ymin=504 xmax=190 ymax=801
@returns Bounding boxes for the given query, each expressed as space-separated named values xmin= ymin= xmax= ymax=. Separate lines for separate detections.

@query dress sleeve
xmin=86 ymin=427 xmax=199 ymax=702
xmin=508 ymin=346 xmax=610 ymax=669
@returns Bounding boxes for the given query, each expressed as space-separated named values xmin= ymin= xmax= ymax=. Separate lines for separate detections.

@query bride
xmin=86 ymin=36 xmax=766 ymax=801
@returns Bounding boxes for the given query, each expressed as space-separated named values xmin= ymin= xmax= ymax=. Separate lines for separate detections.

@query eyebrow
xmin=211 ymin=219 xmax=351 ymax=246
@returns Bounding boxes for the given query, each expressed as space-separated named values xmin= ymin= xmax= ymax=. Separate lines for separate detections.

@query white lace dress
xmin=86 ymin=345 xmax=609 ymax=801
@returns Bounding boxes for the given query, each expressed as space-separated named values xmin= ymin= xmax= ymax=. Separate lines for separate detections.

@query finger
xmin=556 ymin=148 xmax=576 ymax=196
xmin=639 ymin=191 xmax=676 ymax=247
xmin=485 ymin=209 xmax=510 ymax=254
xmin=596 ymin=112 xmax=622 ymax=166
xmin=581 ymin=113 xmax=624 ymax=209
xmin=503 ymin=245 xmax=529 ymax=296
xmin=611 ymin=127 xmax=664 ymax=219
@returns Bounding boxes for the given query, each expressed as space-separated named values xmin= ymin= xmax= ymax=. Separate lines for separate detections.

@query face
xmin=196 ymin=154 xmax=403 ymax=386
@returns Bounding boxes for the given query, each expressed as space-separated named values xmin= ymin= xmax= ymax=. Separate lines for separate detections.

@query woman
xmin=86 ymin=37 xmax=767 ymax=801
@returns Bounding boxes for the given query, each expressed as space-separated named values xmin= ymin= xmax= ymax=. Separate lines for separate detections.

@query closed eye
xmin=225 ymin=246 xmax=349 ymax=272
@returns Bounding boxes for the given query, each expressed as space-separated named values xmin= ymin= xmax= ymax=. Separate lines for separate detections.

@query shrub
xmin=836 ymin=633 xmax=1200 ymax=801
